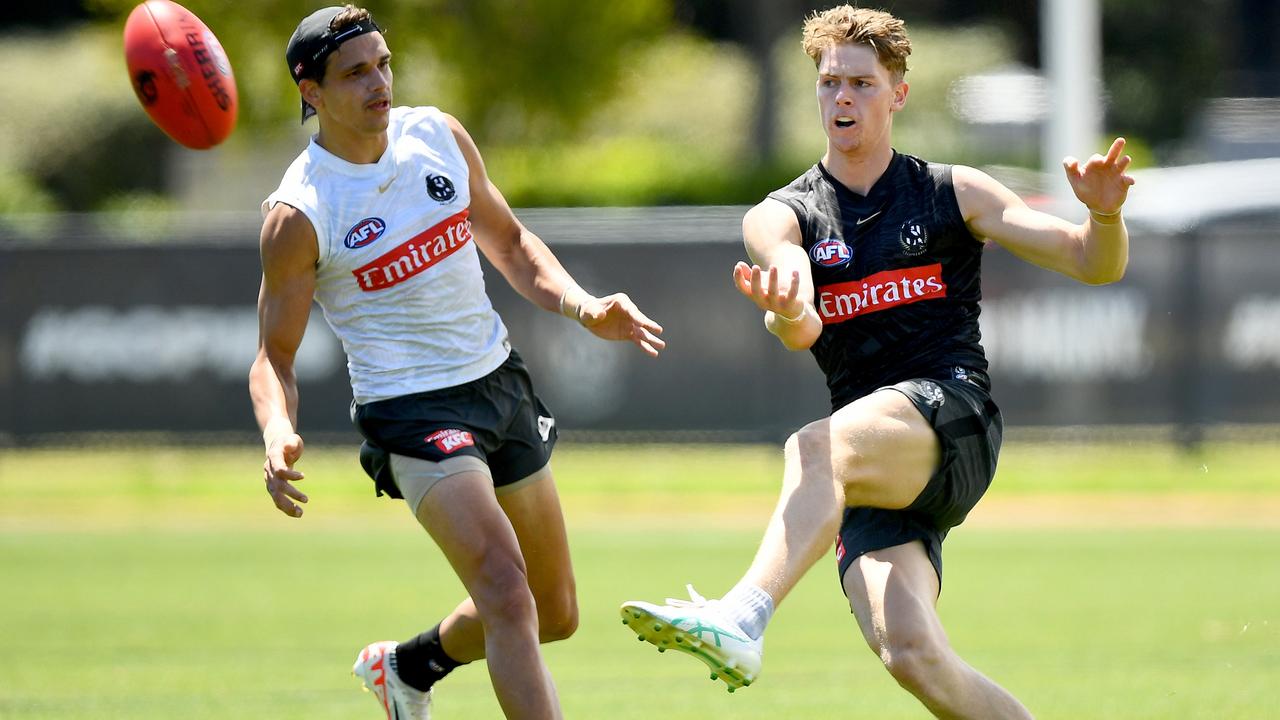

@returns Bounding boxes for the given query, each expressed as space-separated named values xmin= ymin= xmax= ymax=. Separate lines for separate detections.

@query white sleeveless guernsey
xmin=263 ymin=106 xmax=510 ymax=403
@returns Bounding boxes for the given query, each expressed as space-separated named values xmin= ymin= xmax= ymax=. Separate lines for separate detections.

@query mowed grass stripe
xmin=1 ymin=442 xmax=1277 ymax=719
xmin=1 ymin=442 xmax=1277 ymax=530
xmin=1 ymin=525 xmax=1277 ymax=719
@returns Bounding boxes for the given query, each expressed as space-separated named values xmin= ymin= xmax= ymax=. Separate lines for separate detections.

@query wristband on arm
xmin=773 ymin=304 xmax=808 ymax=324
xmin=558 ymin=284 xmax=588 ymax=325
xmin=1089 ymin=207 xmax=1123 ymax=225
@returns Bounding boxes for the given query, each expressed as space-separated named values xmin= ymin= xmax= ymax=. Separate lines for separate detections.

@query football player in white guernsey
xmin=248 ymin=6 xmax=664 ymax=720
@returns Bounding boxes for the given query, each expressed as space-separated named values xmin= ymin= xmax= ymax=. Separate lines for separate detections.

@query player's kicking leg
xmin=621 ymin=584 xmax=763 ymax=691
xmin=621 ymin=390 xmax=937 ymax=691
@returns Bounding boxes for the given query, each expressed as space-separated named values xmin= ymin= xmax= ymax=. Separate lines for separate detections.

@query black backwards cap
xmin=286 ymin=6 xmax=383 ymax=122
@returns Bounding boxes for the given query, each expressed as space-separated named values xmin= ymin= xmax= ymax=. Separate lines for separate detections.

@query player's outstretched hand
xmin=1064 ymin=137 xmax=1136 ymax=216
xmin=579 ymin=293 xmax=665 ymax=357
xmin=264 ymin=433 xmax=308 ymax=518
xmin=733 ymin=262 xmax=805 ymax=320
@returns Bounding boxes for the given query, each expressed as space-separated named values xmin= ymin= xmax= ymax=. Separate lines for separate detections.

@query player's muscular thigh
xmin=815 ymin=389 xmax=940 ymax=509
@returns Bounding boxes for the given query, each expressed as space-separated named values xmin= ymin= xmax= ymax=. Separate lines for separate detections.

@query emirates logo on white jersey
xmin=351 ymin=209 xmax=472 ymax=292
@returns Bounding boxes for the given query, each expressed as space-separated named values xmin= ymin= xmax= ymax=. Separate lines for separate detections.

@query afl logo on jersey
xmin=425 ymin=174 xmax=457 ymax=203
xmin=810 ymin=238 xmax=852 ymax=268
xmin=899 ymin=219 xmax=929 ymax=256
xmin=344 ymin=217 xmax=387 ymax=249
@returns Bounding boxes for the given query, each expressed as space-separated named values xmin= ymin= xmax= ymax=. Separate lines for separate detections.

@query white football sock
xmin=720 ymin=583 xmax=775 ymax=640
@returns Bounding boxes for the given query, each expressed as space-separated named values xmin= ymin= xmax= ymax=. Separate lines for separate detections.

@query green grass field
xmin=2 ymin=442 xmax=1278 ymax=719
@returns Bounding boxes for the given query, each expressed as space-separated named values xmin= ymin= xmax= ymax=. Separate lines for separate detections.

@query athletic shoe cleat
xmin=352 ymin=640 xmax=433 ymax=719
xmin=620 ymin=584 xmax=763 ymax=692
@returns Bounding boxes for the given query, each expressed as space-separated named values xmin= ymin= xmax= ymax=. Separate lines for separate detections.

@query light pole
xmin=1041 ymin=0 xmax=1103 ymax=217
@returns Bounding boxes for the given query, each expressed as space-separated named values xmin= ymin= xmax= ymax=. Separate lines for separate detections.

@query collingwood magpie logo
xmin=899 ymin=219 xmax=929 ymax=256
xmin=425 ymin=174 xmax=456 ymax=203
xmin=919 ymin=380 xmax=945 ymax=409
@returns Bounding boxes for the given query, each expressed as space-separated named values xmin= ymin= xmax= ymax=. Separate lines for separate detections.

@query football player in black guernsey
xmin=620 ymin=6 xmax=1132 ymax=718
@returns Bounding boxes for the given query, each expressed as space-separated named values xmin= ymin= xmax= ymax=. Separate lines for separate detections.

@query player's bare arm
xmin=955 ymin=137 xmax=1134 ymax=285
xmin=735 ymin=198 xmax=822 ymax=350
xmin=445 ymin=114 xmax=665 ymax=356
xmin=249 ymin=203 xmax=318 ymax=518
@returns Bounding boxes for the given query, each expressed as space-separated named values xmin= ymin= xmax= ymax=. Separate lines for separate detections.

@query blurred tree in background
xmin=419 ymin=0 xmax=670 ymax=142
xmin=1102 ymin=0 xmax=1228 ymax=149
xmin=86 ymin=0 xmax=670 ymax=140
xmin=0 ymin=28 xmax=169 ymax=215
xmin=682 ymin=0 xmax=1238 ymax=161
xmin=0 ymin=0 xmax=1270 ymax=215
xmin=15 ymin=0 xmax=671 ymax=213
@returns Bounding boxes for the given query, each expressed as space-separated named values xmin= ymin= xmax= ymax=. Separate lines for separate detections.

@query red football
xmin=124 ymin=0 xmax=237 ymax=149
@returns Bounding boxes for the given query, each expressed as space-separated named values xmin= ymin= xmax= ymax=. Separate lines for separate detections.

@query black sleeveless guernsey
xmin=767 ymin=152 xmax=990 ymax=412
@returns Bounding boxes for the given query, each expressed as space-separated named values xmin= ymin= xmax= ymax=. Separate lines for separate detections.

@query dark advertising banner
xmin=2 ymin=208 xmax=1277 ymax=442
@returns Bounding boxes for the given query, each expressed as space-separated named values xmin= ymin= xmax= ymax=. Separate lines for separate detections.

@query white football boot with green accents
xmin=620 ymin=585 xmax=763 ymax=692
xmin=352 ymin=640 xmax=433 ymax=719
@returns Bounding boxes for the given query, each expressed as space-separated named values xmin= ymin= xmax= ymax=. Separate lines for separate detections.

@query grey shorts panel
xmin=352 ymin=349 xmax=558 ymax=499
xmin=389 ymin=453 xmax=492 ymax=515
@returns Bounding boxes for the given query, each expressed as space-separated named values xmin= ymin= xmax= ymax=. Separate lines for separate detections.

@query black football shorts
xmin=351 ymin=349 xmax=558 ymax=499
xmin=836 ymin=368 xmax=1002 ymax=590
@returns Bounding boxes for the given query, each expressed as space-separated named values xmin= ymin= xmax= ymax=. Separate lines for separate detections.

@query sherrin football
xmin=124 ymin=0 xmax=237 ymax=149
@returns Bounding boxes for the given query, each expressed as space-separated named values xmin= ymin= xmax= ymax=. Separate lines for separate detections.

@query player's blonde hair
xmin=801 ymin=5 xmax=911 ymax=81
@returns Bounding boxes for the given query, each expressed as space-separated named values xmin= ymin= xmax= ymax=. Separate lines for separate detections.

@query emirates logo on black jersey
xmin=816 ymin=264 xmax=947 ymax=324
xmin=899 ymin=219 xmax=929 ymax=256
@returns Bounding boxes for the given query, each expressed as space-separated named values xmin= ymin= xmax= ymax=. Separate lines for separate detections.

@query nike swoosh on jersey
xmin=855 ymin=210 xmax=882 ymax=225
